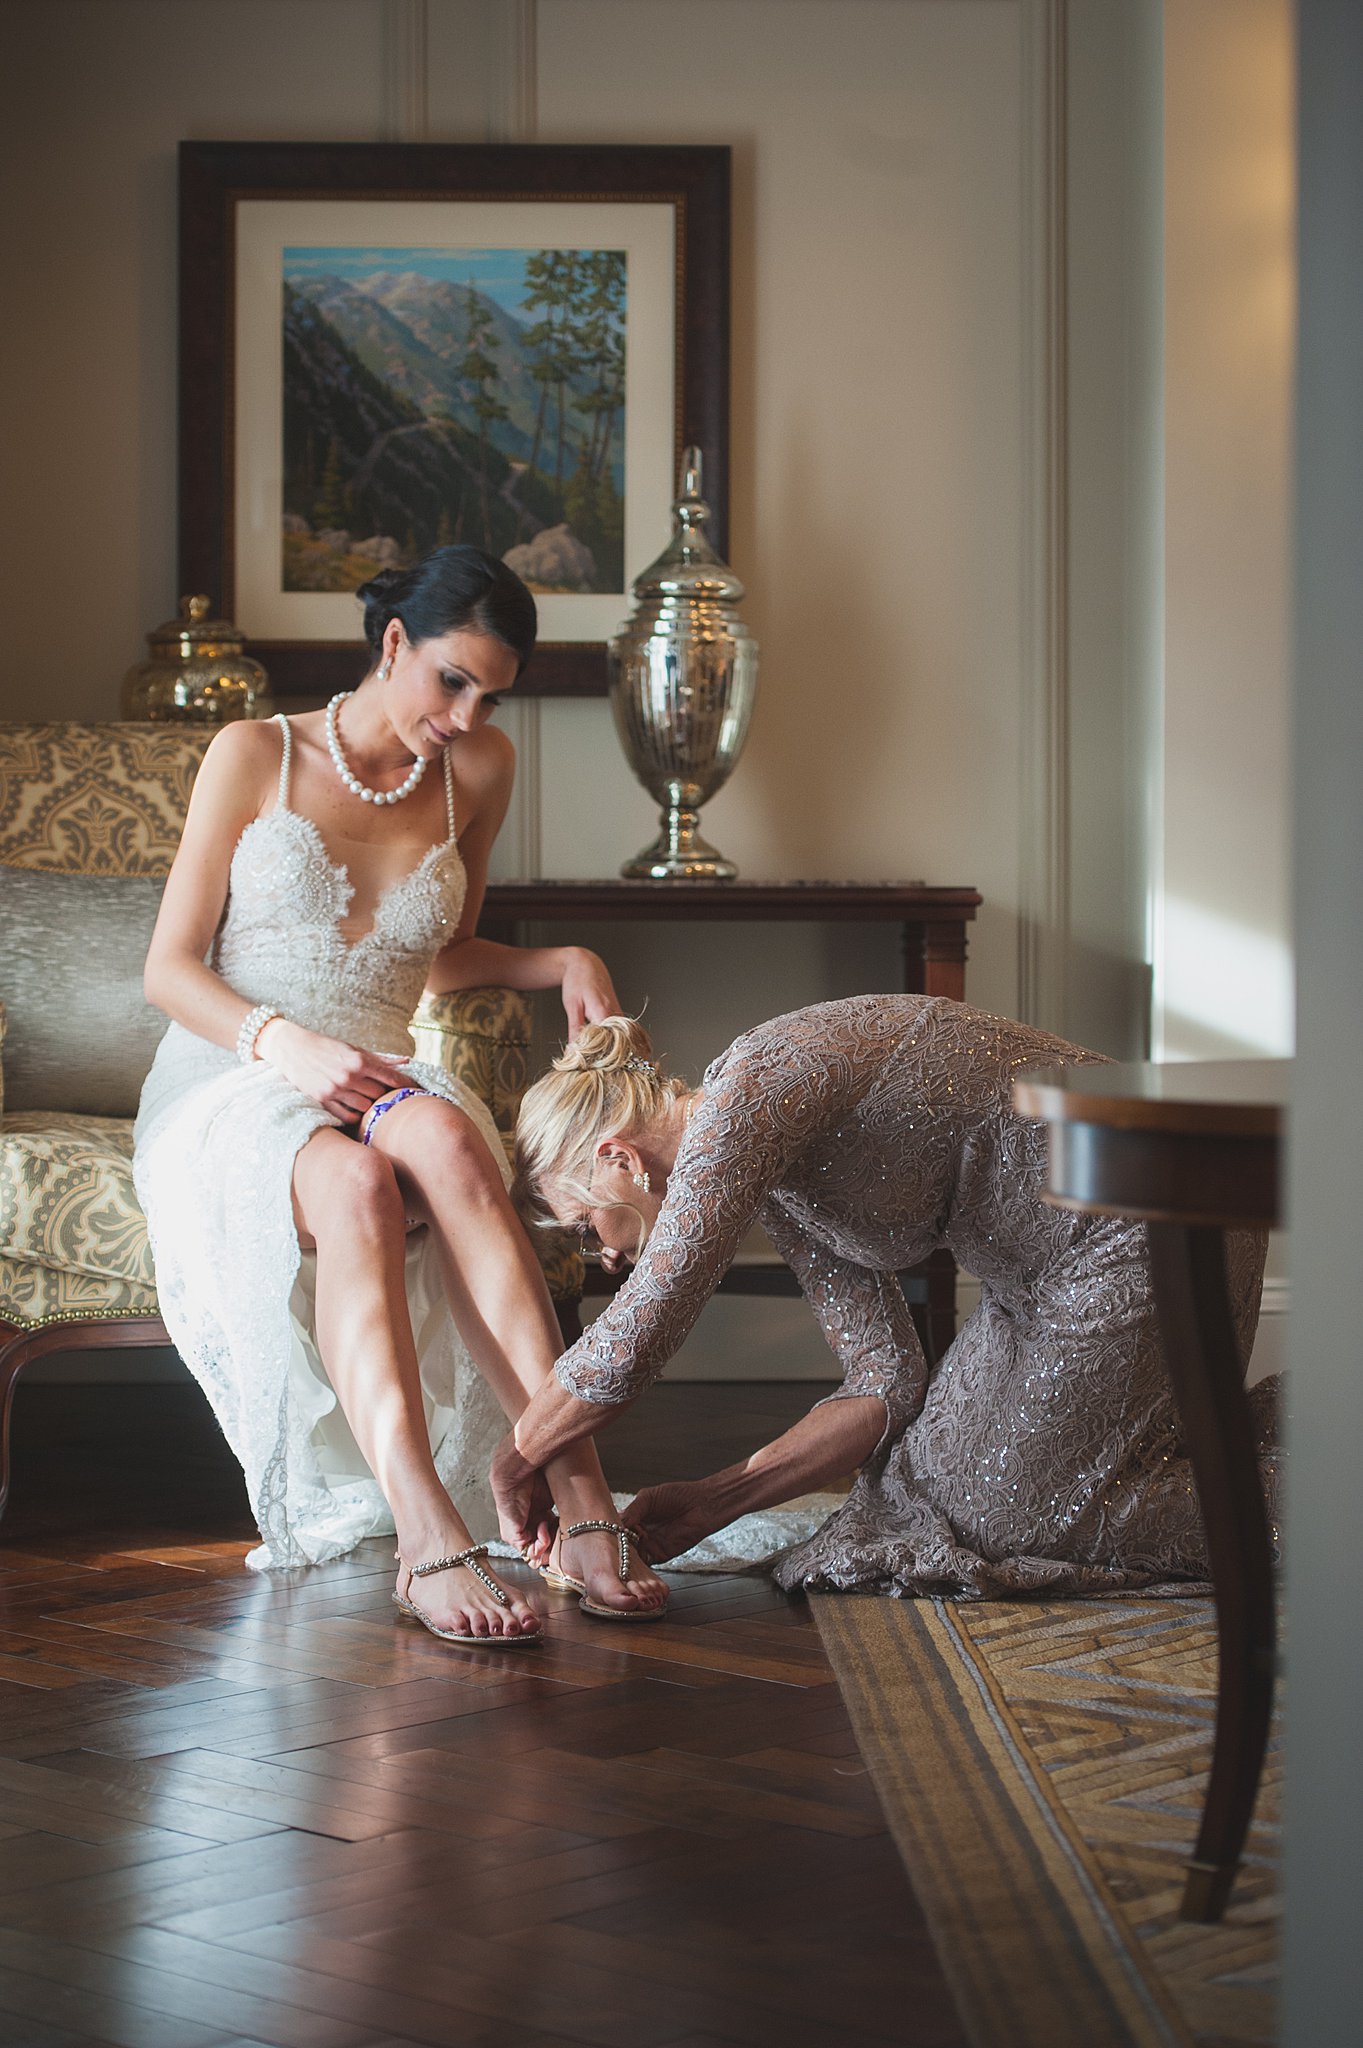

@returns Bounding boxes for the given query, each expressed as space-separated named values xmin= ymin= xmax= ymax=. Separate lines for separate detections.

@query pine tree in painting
xmin=460 ymin=285 xmax=510 ymax=550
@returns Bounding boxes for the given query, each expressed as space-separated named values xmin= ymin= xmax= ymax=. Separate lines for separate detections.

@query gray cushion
xmin=0 ymin=867 xmax=168 ymax=1117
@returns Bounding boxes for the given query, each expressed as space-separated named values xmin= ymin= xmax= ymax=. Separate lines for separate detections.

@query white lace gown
xmin=134 ymin=718 xmax=507 ymax=1570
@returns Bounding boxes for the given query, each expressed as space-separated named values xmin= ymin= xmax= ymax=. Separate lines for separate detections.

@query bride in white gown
xmin=134 ymin=546 xmax=667 ymax=1641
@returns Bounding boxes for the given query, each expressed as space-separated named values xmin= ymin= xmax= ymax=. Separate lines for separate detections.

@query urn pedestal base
xmin=621 ymin=803 xmax=737 ymax=881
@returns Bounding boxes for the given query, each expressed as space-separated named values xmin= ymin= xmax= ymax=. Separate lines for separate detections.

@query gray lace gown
xmin=554 ymin=995 xmax=1277 ymax=1598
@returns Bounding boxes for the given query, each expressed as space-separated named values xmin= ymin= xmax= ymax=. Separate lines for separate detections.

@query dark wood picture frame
xmin=178 ymin=141 xmax=730 ymax=699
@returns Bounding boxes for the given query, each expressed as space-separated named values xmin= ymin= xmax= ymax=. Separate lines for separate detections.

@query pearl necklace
xmin=325 ymin=691 xmax=428 ymax=805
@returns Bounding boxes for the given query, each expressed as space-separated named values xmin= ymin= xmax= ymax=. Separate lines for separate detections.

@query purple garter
xmin=360 ymin=1085 xmax=435 ymax=1145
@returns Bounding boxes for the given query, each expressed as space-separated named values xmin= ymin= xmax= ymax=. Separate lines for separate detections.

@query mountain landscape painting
xmin=281 ymin=246 xmax=627 ymax=595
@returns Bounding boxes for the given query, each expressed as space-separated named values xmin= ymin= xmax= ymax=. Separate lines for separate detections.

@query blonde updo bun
xmin=551 ymin=1014 xmax=656 ymax=1078
xmin=513 ymin=1015 xmax=689 ymax=1235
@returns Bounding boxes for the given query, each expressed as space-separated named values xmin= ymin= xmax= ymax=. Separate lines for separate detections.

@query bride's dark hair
xmin=356 ymin=545 xmax=538 ymax=675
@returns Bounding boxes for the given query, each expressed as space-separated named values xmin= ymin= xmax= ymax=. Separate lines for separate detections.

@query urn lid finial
xmin=631 ymin=446 xmax=745 ymax=605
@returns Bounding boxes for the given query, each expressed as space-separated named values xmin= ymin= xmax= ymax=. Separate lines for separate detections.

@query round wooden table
xmin=1013 ymin=1060 xmax=1287 ymax=1922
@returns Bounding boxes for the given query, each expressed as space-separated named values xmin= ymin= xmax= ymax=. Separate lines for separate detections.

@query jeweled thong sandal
xmin=393 ymin=1546 xmax=539 ymax=1646
xmin=536 ymin=1519 xmax=669 ymax=1622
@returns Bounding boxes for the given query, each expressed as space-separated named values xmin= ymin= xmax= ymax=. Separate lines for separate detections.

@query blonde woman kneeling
xmin=494 ymin=998 xmax=1278 ymax=1597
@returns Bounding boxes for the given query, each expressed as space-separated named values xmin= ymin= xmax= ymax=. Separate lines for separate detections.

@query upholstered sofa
xmin=0 ymin=722 xmax=580 ymax=1515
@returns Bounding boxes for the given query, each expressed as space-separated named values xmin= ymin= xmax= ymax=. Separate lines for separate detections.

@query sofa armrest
xmin=410 ymin=986 xmax=532 ymax=1137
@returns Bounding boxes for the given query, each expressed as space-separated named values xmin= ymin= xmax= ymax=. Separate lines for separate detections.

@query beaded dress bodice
xmin=213 ymin=715 xmax=465 ymax=1056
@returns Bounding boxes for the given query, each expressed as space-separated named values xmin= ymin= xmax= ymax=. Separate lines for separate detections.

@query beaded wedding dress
xmin=134 ymin=718 xmax=506 ymax=1570
xmin=555 ymin=996 xmax=1279 ymax=1598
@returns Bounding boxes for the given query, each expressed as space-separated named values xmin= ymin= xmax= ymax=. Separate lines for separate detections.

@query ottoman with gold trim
xmin=0 ymin=722 xmax=583 ymax=1517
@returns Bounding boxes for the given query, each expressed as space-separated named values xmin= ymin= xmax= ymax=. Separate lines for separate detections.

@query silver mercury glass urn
xmin=608 ymin=447 xmax=759 ymax=879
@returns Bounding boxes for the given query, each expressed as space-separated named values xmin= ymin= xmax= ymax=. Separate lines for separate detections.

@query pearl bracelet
xmin=236 ymin=1003 xmax=283 ymax=1064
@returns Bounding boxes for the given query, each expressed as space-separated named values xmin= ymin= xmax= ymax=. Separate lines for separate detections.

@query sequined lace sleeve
xmin=759 ymin=1205 xmax=928 ymax=1452
xmin=554 ymin=1029 xmax=856 ymax=1407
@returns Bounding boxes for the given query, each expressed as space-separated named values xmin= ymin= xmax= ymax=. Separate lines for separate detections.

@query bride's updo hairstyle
xmin=514 ymin=1016 xmax=690 ymax=1237
xmin=356 ymin=545 xmax=538 ymax=676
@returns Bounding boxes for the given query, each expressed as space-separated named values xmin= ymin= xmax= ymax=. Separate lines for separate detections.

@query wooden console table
xmin=482 ymin=880 xmax=982 ymax=1003
xmin=1013 ymin=1060 xmax=1286 ymax=1922
xmin=486 ymin=879 xmax=982 ymax=1362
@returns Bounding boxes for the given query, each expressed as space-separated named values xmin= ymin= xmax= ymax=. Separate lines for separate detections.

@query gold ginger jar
xmin=122 ymin=595 xmax=271 ymax=723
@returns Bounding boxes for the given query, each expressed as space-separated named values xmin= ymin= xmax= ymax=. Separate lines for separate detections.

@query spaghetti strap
xmin=273 ymin=714 xmax=293 ymax=810
xmin=443 ymin=747 xmax=457 ymax=841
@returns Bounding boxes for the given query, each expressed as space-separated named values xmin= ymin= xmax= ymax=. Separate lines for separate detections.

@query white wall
xmin=534 ymin=0 xmax=1026 ymax=1020
xmin=0 ymin=0 xmax=1296 ymax=1381
xmin=0 ymin=0 xmax=1041 ymax=1381
xmin=1156 ymin=0 xmax=1295 ymax=1063
xmin=0 ymin=0 xmax=1033 ymax=1022
xmin=1063 ymin=0 xmax=1163 ymax=1062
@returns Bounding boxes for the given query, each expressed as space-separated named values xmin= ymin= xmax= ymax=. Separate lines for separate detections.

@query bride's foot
xmin=551 ymin=1518 xmax=669 ymax=1621
xmin=394 ymin=1533 xmax=541 ymax=1645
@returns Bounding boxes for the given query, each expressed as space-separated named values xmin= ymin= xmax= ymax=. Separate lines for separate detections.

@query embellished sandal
xmin=535 ymin=1519 xmax=669 ymax=1622
xmin=393 ymin=1545 xmax=539 ymax=1646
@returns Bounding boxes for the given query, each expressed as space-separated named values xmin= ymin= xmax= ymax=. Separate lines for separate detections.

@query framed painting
xmin=178 ymin=141 xmax=730 ymax=697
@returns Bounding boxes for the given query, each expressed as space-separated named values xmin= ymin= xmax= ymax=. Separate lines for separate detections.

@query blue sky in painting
xmin=283 ymin=245 xmax=601 ymax=323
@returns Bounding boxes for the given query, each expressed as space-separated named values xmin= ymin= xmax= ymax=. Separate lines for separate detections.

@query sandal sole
xmin=577 ymin=1596 xmax=670 ymax=1621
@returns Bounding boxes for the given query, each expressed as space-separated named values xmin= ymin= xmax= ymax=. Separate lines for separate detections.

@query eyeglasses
xmin=575 ymin=1215 xmax=603 ymax=1255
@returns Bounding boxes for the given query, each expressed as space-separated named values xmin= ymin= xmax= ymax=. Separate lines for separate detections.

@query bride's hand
xmin=255 ymin=1020 xmax=410 ymax=1122
xmin=560 ymin=948 xmax=620 ymax=1035
xmin=622 ymin=1480 xmax=717 ymax=1566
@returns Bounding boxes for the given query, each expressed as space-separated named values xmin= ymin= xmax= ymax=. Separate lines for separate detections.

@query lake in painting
xmin=281 ymin=245 xmax=627 ymax=594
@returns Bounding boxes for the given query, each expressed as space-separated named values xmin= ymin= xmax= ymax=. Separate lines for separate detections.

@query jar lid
xmin=146 ymin=594 xmax=246 ymax=658
xmin=631 ymin=449 xmax=746 ymax=604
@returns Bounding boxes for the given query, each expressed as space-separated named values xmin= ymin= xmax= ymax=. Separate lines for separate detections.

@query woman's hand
xmin=491 ymin=1431 xmax=556 ymax=1560
xmin=622 ymin=1480 xmax=719 ymax=1565
xmin=255 ymin=1020 xmax=410 ymax=1123
xmin=559 ymin=948 xmax=621 ymax=1035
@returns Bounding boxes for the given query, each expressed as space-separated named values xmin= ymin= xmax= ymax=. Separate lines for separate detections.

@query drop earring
xmin=377 ymin=658 xmax=392 ymax=682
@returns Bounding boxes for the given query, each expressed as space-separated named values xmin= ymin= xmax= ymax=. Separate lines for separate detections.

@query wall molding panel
xmin=1017 ymin=0 xmax=1072 ymax=1036
xmin=490 ymin=0 xmax=542 ymax=879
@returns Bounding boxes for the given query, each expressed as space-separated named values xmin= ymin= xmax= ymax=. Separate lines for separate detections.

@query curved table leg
xmin=1145 ymin=1221 xmax=1276 ymax=1922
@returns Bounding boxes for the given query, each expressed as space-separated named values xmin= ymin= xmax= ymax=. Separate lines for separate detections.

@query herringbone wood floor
xmin=0 ymin=1383 xmax=965 ymax=2048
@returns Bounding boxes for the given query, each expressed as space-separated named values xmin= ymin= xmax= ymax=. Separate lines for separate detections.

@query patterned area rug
xmin=813 ymin=1595 xmax=1280 ymax=2048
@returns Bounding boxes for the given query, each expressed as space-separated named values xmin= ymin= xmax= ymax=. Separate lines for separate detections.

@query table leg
xmin=1144 ymin=1221 xmax=1277 ymax=1922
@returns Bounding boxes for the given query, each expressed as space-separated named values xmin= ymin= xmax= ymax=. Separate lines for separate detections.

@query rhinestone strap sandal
xmin=393 ymin=1545 xmax=538 ymax=1646
xmin=535 ymin=1518 xmax=669 ymax=1622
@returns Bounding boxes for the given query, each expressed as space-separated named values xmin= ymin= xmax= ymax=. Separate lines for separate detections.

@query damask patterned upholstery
xmin=0 ymin=1112 xmax=158 ymax=1326
xmin=0 ymin=724 xmax=212 ymax=877
xmin=0 ymin=722 xmax=583 ymax=1346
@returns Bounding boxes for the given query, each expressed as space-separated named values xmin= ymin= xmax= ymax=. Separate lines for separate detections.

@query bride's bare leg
xmin=291 ymin=1128 xmax=540 ymax=1639
xmin=366 ymin=1095 xmax=667 ymax=1615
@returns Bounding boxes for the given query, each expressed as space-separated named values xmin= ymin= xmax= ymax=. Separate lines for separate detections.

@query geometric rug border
xmin=812 ymin=1593 xmax=1197 ymax=2048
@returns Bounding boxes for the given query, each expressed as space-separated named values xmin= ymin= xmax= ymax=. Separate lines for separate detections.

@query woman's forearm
xmin=698 ymin=1395 xmax=887 ymax=1530
xmin=143 ymin=951 xmax=266 ymax=1053
xmin=513 ymin=1369 xmax=616 ymax=1467
xmin=426 ymin=936 xmax=583 ymax=995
